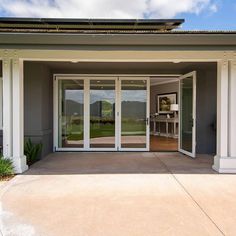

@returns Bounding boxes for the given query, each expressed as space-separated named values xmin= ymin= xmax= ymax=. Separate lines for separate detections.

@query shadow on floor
xmin=24 ymin=152 xmax=217 ymax=175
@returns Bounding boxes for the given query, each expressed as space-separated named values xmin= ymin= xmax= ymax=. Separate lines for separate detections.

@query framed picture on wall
xmin=156 ymin=92 xmax=177 ymax=114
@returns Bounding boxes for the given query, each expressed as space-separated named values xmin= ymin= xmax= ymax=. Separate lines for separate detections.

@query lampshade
xmin=170 ymin=104 xmax=179 ymax=111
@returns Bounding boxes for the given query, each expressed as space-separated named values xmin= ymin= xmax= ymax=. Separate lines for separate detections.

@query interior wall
xmin=24 ymin=62 xmax=53 ymax=158
xmin=150 ymin=81 xmax=179 ymax=114
xmin=150 ymin=81 xmax=179 ymax=136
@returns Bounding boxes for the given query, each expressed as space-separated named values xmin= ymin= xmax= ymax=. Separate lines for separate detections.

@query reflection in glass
xmin=90 ymin=80 xmax=115 ymax=148
xmin=58 ymin=80 xmax=84 ymax=148
xmin=180 ymin=77 xmax=193 ymax=152
xmin=121 ymin=80 xmax=147 ymax=148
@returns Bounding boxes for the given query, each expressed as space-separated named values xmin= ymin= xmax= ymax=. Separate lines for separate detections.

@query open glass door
xmin=119 ymin=77 xmax=150 ymax=151
xmin=179 ymin=71 xmax=196 ymax=158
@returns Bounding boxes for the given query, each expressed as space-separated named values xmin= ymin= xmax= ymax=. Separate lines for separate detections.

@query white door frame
xmin=178 ymin=71 xmax=197 ymax=158
xmin=54 ymin=74 xmax=150 ymax=152
xmin=54 ymin=75 xmax=88 ymax=151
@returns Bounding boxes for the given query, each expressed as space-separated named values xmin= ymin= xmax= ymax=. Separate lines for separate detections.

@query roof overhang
xmin=1 ymin=32 xmax=236 ymax=48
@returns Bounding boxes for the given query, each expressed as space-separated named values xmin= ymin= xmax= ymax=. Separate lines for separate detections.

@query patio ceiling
xmin=25 ymin=61 xmax=216 ymax=75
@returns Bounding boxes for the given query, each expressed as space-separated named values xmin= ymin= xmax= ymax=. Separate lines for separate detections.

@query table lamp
xmin=170 ymin=104 xmax=179 ymax=118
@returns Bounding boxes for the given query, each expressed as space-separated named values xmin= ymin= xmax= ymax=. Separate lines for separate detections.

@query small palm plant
xmin=0 ymin=156 xmax=14 ymax=179
xmin=24 ymin=138 xmax=43 ymax=166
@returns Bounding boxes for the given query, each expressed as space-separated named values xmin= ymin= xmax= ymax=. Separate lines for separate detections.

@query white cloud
xmin=0 ymin=0 xmax=218 ymax=18
xmin=209 ymin=3 xmax=218 ymax=13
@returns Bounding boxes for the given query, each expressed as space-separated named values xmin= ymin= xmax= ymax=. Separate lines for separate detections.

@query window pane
xmin=58 ymin=80 xmax=84 ymax=148
xmin=90 ymin=80 xmax=116 ymax=148
xmin=121 ymin=80 xmax=147 ymax=148
xmin=180 ymin=77 xmax=193 ymax=152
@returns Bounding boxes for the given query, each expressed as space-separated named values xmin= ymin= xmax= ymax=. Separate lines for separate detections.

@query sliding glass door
xmin=58 ymin=79 xmax=84 ymax=149
xmin=90 ymin=79 xmax=116 ymax=149
xmin=119 ymin=78 xmax=149 ymax=150
xmin=55 ymin=76 xmax=149 ymax=151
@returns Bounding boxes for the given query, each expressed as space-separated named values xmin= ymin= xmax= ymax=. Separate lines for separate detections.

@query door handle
xmin=146 ymin=117 xmax=149 ymax=126
xmin=190 ymin=118 xmax=194 ymax=127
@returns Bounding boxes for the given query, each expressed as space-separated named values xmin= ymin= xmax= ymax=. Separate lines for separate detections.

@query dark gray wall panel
xmin=24 ymin=62 xmax=53 ymax=158
xmin=195 ymin=68 xmax=217 ymax=155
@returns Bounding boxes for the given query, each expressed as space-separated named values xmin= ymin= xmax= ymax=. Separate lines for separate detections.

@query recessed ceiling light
xmin=71 ymin=60 xmax=79 ymax=63
xmin=173 ymin=60 xmax=181 ymax=64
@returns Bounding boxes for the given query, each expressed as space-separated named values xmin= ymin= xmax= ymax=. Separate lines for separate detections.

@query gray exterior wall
xmin=24 ymin=62 xmax=53 ymax=158
xmin=195 ymin=67 xmax=217 ymax=155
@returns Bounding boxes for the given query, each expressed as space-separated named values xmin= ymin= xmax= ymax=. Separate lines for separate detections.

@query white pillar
xmin=2 ymin=57 xmax=13 ymax=158
xmin=213 ymin=59 xmax=236 ymax=173
xmin=229 ymin=60 xmax=236 ymax=158
xmin=11 ymin=58 xmax=28 ymax=173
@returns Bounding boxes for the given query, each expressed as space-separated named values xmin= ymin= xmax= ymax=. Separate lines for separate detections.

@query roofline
xmin=0 ymin=17 xmax=185 ymax=24
xmin=0 ymin=17 xmax=184 ymax=32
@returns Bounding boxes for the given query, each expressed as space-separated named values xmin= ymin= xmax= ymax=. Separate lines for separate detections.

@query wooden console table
xmin=151 ymin=117 xmax=179 ymax=138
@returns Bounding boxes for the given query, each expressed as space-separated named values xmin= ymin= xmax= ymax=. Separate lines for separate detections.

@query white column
xmin=213 ymin=59 xmax=236 ymax=173
xmin=229 ymin=60 xmax=236 ymax=158
xmin=2 ymin=57 xmax=13 ymax=158
xmin=12 ymin=58 xmax=28 ymax=173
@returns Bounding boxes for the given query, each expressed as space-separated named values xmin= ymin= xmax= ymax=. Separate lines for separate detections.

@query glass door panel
xmin=120 ymin=79 xmax=148 ymax=149
xmin=58 ymin=79 xmax=84 ymax=148
xmin=179 ymin=72 xmax=196 ymax=157
xmin=90 ymin=79 xmax=116 ymax=148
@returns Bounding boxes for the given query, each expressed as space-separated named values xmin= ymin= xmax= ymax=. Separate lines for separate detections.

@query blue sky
xmin=180 ymin=0 xmax=236 ymax=30
xmin=0 ymin=0 xmax=235 ymax=30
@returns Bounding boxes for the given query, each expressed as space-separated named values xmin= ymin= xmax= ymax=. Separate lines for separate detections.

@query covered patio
xmin=2 ymin=152 xmax=236 ymax=235
xmin=23 ymin=152 xmax=215 ymax=175
xmin=0 ymin=18 xmax=236 ymax=174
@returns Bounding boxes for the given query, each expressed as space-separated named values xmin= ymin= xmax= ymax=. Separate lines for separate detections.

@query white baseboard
xmin=212 ymin=155 xmax=236 ymax=173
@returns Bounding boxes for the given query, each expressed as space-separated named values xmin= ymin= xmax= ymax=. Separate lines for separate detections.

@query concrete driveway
xmin=1 ymin=152 xmax=236 ymax=236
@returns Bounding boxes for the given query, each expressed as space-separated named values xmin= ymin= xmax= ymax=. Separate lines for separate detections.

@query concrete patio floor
xmin=1 ymin=152 xmax=236 ymax=236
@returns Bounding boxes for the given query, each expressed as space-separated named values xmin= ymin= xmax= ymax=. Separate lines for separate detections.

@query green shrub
xmin=24 ymin=138 xmax=43 ymax=166
xmin=0 ymin=156 xmax=14 ymax=178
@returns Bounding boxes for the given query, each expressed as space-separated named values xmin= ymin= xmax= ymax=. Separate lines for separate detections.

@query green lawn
xmin=66 ymin=121 xmax=146 ymax=141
